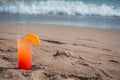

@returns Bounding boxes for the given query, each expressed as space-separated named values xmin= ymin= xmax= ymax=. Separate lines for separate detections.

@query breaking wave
xmin=0 ymin=0 xmax=120 ymax=16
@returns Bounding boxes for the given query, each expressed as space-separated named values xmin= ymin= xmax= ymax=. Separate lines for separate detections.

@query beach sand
xmin=0 ymin=24 xmax=120 ymax=80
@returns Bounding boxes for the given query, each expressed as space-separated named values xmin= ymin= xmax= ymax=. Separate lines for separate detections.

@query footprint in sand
xmin=53 ymin=50 xmax=75 ymax=58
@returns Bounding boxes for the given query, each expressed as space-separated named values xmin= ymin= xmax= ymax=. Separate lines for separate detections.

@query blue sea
xmin=0 ymin=0 xmax=120 ymax=29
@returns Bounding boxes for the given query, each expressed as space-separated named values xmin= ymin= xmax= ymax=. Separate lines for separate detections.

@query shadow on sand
xmin=0 ymin=67 xmax=18 ymax=73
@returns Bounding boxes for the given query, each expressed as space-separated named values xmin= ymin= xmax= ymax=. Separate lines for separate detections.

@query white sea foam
xmin=0 ymin=1 xmax=120 ymax=16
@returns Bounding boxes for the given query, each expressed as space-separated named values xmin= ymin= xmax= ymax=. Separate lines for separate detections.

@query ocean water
xmin=0 ymin=0 xmax=120 ymax=29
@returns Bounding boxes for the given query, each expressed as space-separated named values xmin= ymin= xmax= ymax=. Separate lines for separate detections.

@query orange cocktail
xmin=17 ymin=34 xmax=40 ymax=70
xmin=17 ymin=37 xmax=32 ymax=70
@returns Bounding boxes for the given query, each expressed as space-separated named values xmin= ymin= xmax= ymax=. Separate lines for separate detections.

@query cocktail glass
xmin=17 ymin=35 xmax=32 ymax=70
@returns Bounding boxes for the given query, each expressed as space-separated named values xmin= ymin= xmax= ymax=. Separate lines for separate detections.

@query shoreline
xmin=0 ymin=14 xmax=120 ymax=29
xmin=0 ymin=23 xmax=120 ymax=30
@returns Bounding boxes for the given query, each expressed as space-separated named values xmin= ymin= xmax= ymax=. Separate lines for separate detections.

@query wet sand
xmin=0 ymin=24 xmax=120 ymax=80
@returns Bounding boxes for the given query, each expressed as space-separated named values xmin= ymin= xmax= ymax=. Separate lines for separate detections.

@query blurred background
xmin=0 ymin=0 xmax=120 ymax=29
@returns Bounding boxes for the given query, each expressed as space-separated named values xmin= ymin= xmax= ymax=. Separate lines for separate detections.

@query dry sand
xmin=0 ymin=24 xmax=120 ymax=80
